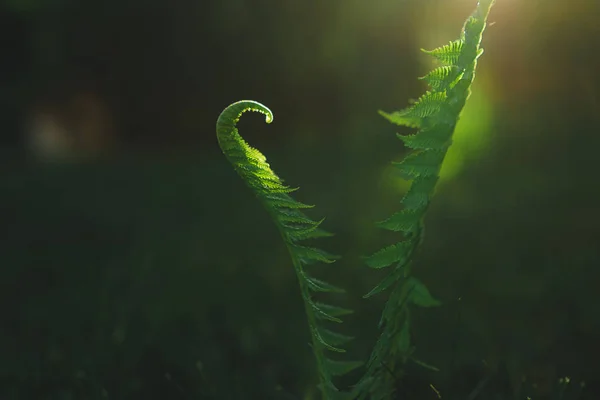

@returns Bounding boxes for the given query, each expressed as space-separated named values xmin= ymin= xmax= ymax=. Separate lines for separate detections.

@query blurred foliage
xmin=1 ymin=0 xmax=599 ymax=398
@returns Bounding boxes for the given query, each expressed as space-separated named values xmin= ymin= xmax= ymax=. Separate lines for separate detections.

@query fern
xmin=354 ymin=0 xmax=495 ymax=398
xmin=216 ymin=100 xmax=360 ymax=399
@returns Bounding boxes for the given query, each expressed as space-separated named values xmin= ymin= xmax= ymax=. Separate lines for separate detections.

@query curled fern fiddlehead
xmin=217 ymin=100 xmax=360 ymax=399
xmin=355 ymin=1 xmax=495 ymax=398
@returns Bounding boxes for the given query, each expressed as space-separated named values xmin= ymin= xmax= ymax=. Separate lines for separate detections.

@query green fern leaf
xmin=216 ymin=100 xmax=357 ymax=398
xmin=362 ymin=264 xmax=408 ymax=299
xmin=375 ymin=209 xmax=421 ymax=234
xmin=310 ymin=301 xmax=345 ymax=323
xmin=379 ymin=110 xmax=422 ymax=129
xmin=419 ymin=65 xmax=462 ymax=91
xmin=392 ymin=149 xmax=445 ymax=179
xmin=401 ymin=175 xmax=439 ymax=210
xmin=292 ymin=244 xmax=339 ymax=265
xmin=396 ymin=125 xmax=453 ymax=151
xmin=315 ymin=302 xmax=354 ymax=317
xmin=286 ymin=222 xmax=334 ymax=242
xmin=312 ymin=326 xmax=346 ymax=353
xmin=305 ymin=275 xmax=346 ymax=293
xmin=279 ymin=211 xmax=323 ymax=229
xmin=364 ymin=242 xmax=413 ymax=269
xmin=407 ymin=277 xmax=442 ymax=307
xmin=318 ymin=328 xmax=355 ymax=346
xmin=324 ymin=359 xmax=364 ymax=376
xmin=422 ymin=39 xmax=464 ymax=65
xmin=357 ymin=0 xmax=495 ymax=397
xmin=379 ymin=91 xmax=447 ymax=129
xmin=264 ymin=192 xmax=315 ymax=209
xmin=405 ymin=91 xmax=447 ymax=117
xmin=397 ymin=320 xmax=411 ymax=353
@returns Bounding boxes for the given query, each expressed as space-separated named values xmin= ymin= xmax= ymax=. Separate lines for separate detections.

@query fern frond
xmin=355 ymin=0 xmax=495 ymax=397
xmin=216 ymin=100 xmax=358 ymax=399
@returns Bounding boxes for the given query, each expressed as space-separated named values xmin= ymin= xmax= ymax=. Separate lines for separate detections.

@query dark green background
xmin=1 ymin=0 xmax=599 ymax=398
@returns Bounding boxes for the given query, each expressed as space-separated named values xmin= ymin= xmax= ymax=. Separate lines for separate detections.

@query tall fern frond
xmin=216 ymin=101 xmax=360 ymax=399
xmin=354 ymin=1 xmax=495 ymax=398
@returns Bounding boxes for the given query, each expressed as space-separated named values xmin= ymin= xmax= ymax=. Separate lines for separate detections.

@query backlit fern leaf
xmin=375 ymin=209 xmax=421 ymax=234
xmin=216 ymin=100 xmax=359 ymax=399
xmin=379 ymin=91 xmax=447 ymax=129
xmin=422 ymin=39 xmax=464 ymax=66
xmin=355 ymin=1 xmax=495 ymax=398
xmin=419 ymin=65 xmax=461 ymax=91
xmin=396 ymin=126 xmax=453 ymax=150
xmin=392 ymin=150 xmax=446 ymax=179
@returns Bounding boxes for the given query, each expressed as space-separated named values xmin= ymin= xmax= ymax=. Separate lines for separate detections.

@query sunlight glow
xmin=439 ymin=77 xmax=494 ymax=181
